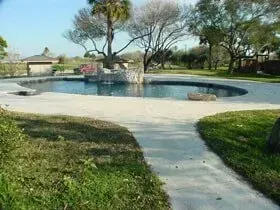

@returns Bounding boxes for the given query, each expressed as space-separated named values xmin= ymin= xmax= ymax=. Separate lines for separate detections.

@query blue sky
xmin=0 ymin=0 xmax=198 ymax=58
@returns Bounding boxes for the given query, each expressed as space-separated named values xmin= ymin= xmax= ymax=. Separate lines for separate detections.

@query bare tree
xmin=64 ymin=7 xmax=147 ymax=68
xmin=3 ymin=48 xmax=21 ymax=76
xmin=128 ymin=0 xmax=189 ymax=72
xmin=64 ymin=8 xmax=106 ymax=55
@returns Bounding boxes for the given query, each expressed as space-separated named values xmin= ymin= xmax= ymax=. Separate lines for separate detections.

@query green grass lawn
xmin=0 ymin=112 xmax=169 ymax=210
xmin=148 ymin=68 xmax=280 ymax=83
xmin=198 ymin=110 xmax=280 ymax=204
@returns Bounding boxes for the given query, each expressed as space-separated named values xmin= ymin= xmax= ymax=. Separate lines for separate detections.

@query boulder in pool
xmin=187 ymin=93 xmax=217 ymax=101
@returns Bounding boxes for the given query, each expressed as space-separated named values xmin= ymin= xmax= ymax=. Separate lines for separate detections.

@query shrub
xmin=73 ymin=68 xmax=81 ymax=75
xmin=52 ymin=64 xmax=65 ymax=72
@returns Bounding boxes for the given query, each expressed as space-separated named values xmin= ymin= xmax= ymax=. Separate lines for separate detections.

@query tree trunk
xmin=106 ymin=14 xmax=114 ymax=69
xmin=228 ymin=57 xmax=235 ymax=74
xmin=214 ymin=61 xmax=218 ymax=70
xmin=143 ymin=50 xmax=149 ymax=73
xmin=144 ymin=64 xmax=149 ymax=72
xmin=161 ymin=61 xmax=165 ymax=69
xmin=208 ymin=44 xmax=212 ymax=70
xmin=237 ymin=57 xmax=242 ymax=71
xmin=143 ymin=50 xmax=154 ymax=73
xmin=188 ymin=62 xmax=192 ymax=70
xmin=266 ymin=118 xmax=280 ymax=154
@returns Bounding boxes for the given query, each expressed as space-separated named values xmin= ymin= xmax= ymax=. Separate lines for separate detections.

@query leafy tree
xmin=181 ymin=53 xmax=197 ymax=69
xmin=0 ymin=36 xmax=8 ymax=60
xmin=188 ymin=0 xmax=224 ymax=70
xmin=178 ymin=46 xmax=209 ymax=69
xmin=57 ymin=55 xmax=67 ymax=64
xmin=88 ymin=0 xmax=131 ymax=68
xmin=170 ymin=50 xmax=185 ymax=66
xmin=152 ymin=49 xmax=173 ymax=69
xmin=248 ymin=22 xmax=280 ymax=59
xmin=188 ymin=0 xmax=280 ymax=74
xmin=188 ymin=46 xmax=208 ymax=69
xmin=198 ymin=27 xmax=224 ymax=70
xmin=84 ymin=52 xmax=96 ymax=59
xmin=218 ymin=0 xmax=280 ymax=73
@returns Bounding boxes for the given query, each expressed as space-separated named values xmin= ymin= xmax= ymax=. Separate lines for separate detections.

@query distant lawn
xmin=0 ymin=63 xmax=27 ymax=77
xmin=0 ymin=112 xmax=169 ymax=210
xmin=198 ymin=110 xmax=280 ymax=205
xmin=148 ymin=68 xmax=280 ymax=83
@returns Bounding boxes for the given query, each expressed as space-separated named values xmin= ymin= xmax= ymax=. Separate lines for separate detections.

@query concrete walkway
xmin=1 ymin=75 xmax=280 ymax=210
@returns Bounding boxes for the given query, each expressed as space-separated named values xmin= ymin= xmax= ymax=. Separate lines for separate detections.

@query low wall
xmin=98 ymin=68 xmax=144 ymax=84
xmin=84 ymin=67 xmax=144 ymax=84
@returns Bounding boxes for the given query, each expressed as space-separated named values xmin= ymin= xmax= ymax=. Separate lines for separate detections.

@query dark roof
xmin=95 ymin=58 xmax=131 ymax=63
xmin=22 ymin=55 xmax=58 ymax=62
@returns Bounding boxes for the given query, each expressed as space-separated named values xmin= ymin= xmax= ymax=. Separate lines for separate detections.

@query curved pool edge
xmin=15 ymin=75 xmax=249 ymax=100
xmin=146 ymin=80 xmax=248 ymax=96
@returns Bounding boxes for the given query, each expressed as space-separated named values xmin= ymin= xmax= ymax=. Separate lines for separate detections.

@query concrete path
xmin=1 ymin=75 xmax=280 ymax=210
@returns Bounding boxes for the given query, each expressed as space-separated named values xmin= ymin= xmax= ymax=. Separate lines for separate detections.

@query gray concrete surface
xmin=1 ymin=75 xmax=280 ymax=210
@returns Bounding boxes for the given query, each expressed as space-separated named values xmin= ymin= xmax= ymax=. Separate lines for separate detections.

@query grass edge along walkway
xmin=198 ymin=109 xmax=280 ymax=205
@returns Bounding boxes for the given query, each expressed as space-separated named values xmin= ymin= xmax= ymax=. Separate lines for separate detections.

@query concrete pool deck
xmin=1 ymin=74 xmax=280 ymax=210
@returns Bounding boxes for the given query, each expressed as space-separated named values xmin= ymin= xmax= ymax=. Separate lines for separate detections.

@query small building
xmin=22 ymin=55 xmax=59 ymax=76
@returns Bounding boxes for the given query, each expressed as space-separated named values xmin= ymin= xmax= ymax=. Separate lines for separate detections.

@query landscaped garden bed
xmin=198 ymin=110 xmax=280 ymax=204
xmin=0 ymin=111 xmax=169 ymax=209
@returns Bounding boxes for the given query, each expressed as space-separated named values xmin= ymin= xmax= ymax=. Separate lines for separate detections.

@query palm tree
xmin=88 ymin=0 xmax=131 ymax=69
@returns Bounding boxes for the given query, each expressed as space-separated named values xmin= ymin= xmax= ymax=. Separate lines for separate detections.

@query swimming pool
xmin=22 ymin=80 xmax=247 ymax=100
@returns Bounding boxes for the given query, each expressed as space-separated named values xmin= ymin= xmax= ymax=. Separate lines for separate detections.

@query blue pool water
xmin=23 ymin=80 xmax=246 ymax=100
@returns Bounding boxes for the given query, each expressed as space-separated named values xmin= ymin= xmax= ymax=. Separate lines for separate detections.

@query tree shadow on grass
xmin=9 ymin=114 xmax=135 ymax=145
